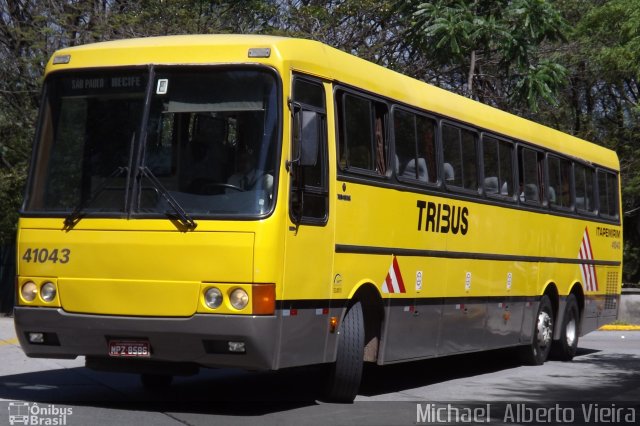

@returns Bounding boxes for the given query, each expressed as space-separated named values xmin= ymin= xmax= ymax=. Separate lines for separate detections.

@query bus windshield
xmin=25 ymin=67 xmax=279 ymax=219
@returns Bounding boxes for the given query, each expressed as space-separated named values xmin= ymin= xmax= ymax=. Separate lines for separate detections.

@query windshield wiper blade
xmin=139 ymin=166 xmax=197 ymax=230
xmin=64 ymin=166 xmax=128 ymax=229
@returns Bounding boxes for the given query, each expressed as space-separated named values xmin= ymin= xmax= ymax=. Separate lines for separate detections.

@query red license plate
xmin=108 ymin=340 xmax=150 ymax=358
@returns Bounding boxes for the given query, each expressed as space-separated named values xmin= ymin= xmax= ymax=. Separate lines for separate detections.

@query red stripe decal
xmin=385 ymin=274 xmax=394 ymax=293
xmin=392 ymin=256 xmax=406 ymax=293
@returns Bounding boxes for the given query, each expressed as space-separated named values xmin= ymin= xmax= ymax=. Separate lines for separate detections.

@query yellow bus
xmin=15 ymin=35 xmax=622 ymax=402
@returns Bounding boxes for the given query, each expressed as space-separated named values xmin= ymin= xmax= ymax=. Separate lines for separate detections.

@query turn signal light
xmin=252 ymin=284 xmax=275 ymax=315
xmin=329 ymin=316 xmax=338 ymax=333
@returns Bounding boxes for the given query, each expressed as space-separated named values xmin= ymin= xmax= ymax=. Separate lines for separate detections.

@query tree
xmin=407 ymin=0 xmax=567 ymax=111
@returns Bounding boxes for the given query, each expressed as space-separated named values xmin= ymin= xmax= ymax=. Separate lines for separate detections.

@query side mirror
xmin=292 ymin=109 xmax=320 ymax=167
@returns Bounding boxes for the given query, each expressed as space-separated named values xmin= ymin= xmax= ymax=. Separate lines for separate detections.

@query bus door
xmin=280 ymin=76 xmax=334 ymax=368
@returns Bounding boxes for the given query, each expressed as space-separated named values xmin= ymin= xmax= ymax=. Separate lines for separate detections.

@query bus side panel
xmin=439 ymin=300 xmax=487 ymax=354
xmin=485 ymin=261 xmax=527 ymax=347
xmin=438 ymin=258 xmax=487 ymax=354
xmin=485 ymin=299 xmax=526 ymax=347
xmin=380 ymin=300 xmax=442 ymax=362
xmin=378 ymin=255 xmax=443 ymax=362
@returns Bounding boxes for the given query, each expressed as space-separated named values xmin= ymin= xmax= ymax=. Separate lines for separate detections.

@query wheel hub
xmin=566 ymin=318 xmax=576 ymax=346
xmin=537 ymin=311 xmax=552 ymax=348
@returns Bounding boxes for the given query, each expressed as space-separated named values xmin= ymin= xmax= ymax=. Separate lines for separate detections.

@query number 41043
xmin=22 ymin=248 xmax=70 ymax=264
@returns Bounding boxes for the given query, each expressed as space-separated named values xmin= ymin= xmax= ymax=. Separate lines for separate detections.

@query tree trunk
xmin=467 ymin=50 xmax=476 ymax=98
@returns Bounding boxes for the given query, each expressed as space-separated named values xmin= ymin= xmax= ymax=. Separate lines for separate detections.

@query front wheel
xmin=520 ymin=295 xmax=554 ymax=365
xmin=551 ymin=294 xmax=580 ymax=361
xmin=325 ymin=301 xmax=364 ymax=403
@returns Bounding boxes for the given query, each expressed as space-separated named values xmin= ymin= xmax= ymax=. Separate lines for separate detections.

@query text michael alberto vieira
xmin=416 ymin=403 xmax=637 ymax=424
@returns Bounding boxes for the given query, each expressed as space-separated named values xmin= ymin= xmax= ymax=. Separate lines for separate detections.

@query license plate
xmin=108 ymin=340 xmax=150 ymax=358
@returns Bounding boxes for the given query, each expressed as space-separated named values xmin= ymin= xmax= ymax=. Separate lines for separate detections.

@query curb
xmin=599 ymin=325 xmax=640 ymax=331
xmin=0 ymin=337 xmax=18 ymax=346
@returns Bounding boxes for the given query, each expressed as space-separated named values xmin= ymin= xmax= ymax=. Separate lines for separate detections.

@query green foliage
xmin=577 ymin=0 xmax=640 ymax=82
xmin=105 ymin=0 xmax=276 ymax=37
xmin=513 ymin=60 xmax=567 ymax=111
xmin=413 ymin=2 xmax=475 ymax=56
xmin=410 ymin=0 xmax=567 ymax=110
xmin=0 ymin=166 xmax=26 ymax=245
xmin=269 ymin=0 xmax=408 ymax=68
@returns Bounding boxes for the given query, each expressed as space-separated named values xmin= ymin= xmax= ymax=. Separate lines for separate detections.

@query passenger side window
xmin=575 ymin=163 xmax=595 ymax=213
xmin=393 ymin=108 xmax=437 ymax=184
xmin=290 ymin=77 xmax=328 ymax=224
xmin=482 ymin=135 xmax=514 ymax=199
xmin=442 ymin=123 xmax=478 ymax=191
xmin=547 ymin=155 xmax=573 ymax=209
xmin=337 ymin=92 xmax=388 ymax=176
xmin=518 ymin=147 xmax=544 ymax=205
xmin=598 ymin=170 xmax=619 ymax=218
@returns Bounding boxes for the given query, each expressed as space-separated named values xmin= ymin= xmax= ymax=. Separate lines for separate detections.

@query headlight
xmin=21 ymin=281 xmax=37 ymax=302
xmin=204 ymin=287 xmax=223 ymax=309
xmin=230 ymin=288 xmax=249 ymax=310
xmin=40 ymin=282 xmax=57 ymax=302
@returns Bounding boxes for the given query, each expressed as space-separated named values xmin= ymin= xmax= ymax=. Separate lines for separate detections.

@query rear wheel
xmin=140 ymin=373 xmax=173 ymax=389
xmin=325 ymin=301 xmax=364 ymax=403
xmin=551 ymin=294 xmax=580 ymax=361
xmin=520 ymin=295 xmax=554 ymax=365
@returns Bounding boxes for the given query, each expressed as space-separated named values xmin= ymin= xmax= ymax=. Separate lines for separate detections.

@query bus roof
xmin=47 ymin=34 xmax=619 ymax=171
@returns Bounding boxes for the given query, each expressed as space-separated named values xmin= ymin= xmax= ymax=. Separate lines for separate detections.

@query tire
xmin=325 ymin=301 xmax=365 ymax=403
xmin=551 ymin=294 xmax=580 ymax=361
xmin=520 ymin=295 xmax=554 ymax=365
xmin=140 ymin=373 xmax=173 ymax=389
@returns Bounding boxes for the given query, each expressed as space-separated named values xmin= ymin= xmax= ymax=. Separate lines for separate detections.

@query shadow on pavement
xmin=2 ymin=345 xmax=636 ymax=418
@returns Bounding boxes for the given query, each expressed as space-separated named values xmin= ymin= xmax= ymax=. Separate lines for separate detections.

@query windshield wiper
xmin=64 ymin=166 xmax=128 ymax=229
xmin=139 ymin=166 xmax=197 ymax=230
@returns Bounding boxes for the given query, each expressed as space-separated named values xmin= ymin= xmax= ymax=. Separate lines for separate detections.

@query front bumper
xmin=14 ymin=307 xmax=278 ymax=371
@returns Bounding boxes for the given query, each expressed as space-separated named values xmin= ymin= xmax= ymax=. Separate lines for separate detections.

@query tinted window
xmin=519 ymin=147 xmax=543 ymax=204
xmin=548 ymin=155 xmax=573 ymax=209
xmin=27 ymin=70 xmax=147 ymax=212
xmin=27 ymin=68 xmax=280 ymax=218
xmin=140 ymin=69 xmax=279 ymax=216
xmin=598 ymin=170 xmax=619 ymax=218
xmin=394 ymin=109 xmax=437 ymax=183
xmin=442 ymin=123 xmax=478 ymax=190
xmin=293 ymin=78 xmax=325 ymax=109
xmin=338 ymin=92 xmax=387 ymax=175
xmin=575 ymin=163 xmax=595 ymax=212
xmin=483 ymin=135 xmax=514 ymax=198
xmin=291 ymin=77 xmax=328 ymax=223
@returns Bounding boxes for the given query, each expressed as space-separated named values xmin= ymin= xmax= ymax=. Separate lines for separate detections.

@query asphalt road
xmin=0 ymin=316 xmax=638 ymax=426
